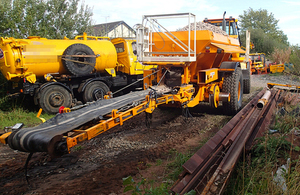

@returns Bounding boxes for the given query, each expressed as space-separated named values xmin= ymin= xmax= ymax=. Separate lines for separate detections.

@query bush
xmin=290 ymin=45 xmax=300 ymax=75
xmin=271 ymin=47 xmax=291 ymax=64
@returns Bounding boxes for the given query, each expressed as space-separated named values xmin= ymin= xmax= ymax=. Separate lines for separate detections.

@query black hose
xmin=25 ymin=152 xmax=34 ymax=186
xmin=182 ymin=107 xmax=193 ymax=118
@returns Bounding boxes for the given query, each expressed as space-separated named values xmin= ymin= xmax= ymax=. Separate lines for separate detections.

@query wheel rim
xmin=238 ymin=81 xmax=241 ymax=102
xmin=74 ymin=51 xmax=87 ymax=68
xmin=49 ymin=92 xmax=64 ymax=107
xmin=93 ymin=89 xmax=105 ymax=100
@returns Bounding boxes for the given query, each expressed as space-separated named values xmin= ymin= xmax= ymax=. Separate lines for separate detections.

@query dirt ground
xmin=0 ymin=74 xmax=299 ymax=195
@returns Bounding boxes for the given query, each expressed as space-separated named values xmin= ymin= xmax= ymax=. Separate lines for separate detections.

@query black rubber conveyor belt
xmin=7 ymin=89 xmax=151 ymax=156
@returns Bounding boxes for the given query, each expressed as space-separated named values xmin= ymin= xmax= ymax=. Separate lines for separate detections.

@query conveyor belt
xmin=7 ymin=89 xmax=154 ymax=156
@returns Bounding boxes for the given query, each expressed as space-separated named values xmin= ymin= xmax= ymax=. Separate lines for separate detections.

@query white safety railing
xmin=136 ymin=13 xmax=197 ymax=62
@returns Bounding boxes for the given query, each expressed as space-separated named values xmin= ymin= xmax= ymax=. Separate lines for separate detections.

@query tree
xmin=75 ymin=3 xmax=94 ymax=35
xmin=0 ymin=0 xmax=12 ymax=36
xmin=239 ymin=8 xmax=279 ymax=34
xmin=0 ymin=0 xmax=93 ymax=39
xmin=239 ymin=8 xmax=289 ymax=55
xmin=22 ymin=0 xmax=48 ymax=37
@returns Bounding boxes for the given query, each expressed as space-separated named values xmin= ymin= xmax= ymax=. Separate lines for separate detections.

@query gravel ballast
xmin=179 ymin=21 xmax=228 ymax=36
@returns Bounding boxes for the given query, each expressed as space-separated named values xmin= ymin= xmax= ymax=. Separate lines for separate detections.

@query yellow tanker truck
xmin=0 ymin=33 xmax=153 ymax=114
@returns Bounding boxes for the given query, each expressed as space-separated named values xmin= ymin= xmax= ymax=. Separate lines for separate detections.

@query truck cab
xmin=203 ymin=14 xmax=251 ymax=94
xmin=111 ymin=38 xmax=156 ymax=76
xmin=203 ymin=16 xmax=239 ymax=39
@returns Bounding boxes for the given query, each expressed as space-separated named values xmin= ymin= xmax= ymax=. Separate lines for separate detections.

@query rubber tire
xmin=222 ymin=68 xmax=243 ymax=115
xmin=243 ymin=78 xmax=251 ymax=94
xmin=83 ymin=81 xmax=109 ymax=103
xmin=39 ymin=85 xmax=72 ymax=114
xmin=62 ymin=44 xmax=96 ymax=76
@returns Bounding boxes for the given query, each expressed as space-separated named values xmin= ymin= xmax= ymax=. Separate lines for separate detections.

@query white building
xmin=93 ymin=21 xmax=136 ymax=38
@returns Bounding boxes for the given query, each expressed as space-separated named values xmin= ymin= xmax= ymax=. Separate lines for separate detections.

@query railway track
xmin=171 ymin=88 xmax=281 ymax=194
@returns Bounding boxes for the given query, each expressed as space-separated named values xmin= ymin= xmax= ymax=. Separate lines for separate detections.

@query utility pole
xmin=100 ymin=16 xmax=110 ymax=37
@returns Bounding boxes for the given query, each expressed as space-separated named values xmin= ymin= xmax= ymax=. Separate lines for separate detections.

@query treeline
xmin=239 ymin=8 xmax=300 ymax=75
xmin=0 ymin=0 xmax=94 ymax=39
xmin=290 ymin=45 xmax=300 ymax=75
xmin=239 ymin=8 xmax=289 ymax=55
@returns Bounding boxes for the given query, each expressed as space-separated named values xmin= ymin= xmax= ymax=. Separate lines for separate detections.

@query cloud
xmin=283 ymin=26 xmax=300 ymax=33
xmin=278 ymin=15 xmax=300 ymax=23
xmin=281 ymin=26 xmax=300 ymax=45
xmin=282 ymin=1 xmax=300 ymax=6
xmin=85 ymin=0 xmax=218 ymax=25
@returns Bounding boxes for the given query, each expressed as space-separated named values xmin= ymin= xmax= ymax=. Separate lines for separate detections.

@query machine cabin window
xmin=114 ymin=42 xmax=125 ymax=53
xmin=210 ymin=21 xmax=238 ymax=36
xmin=132 ymin=42 xmax=137 ymax=55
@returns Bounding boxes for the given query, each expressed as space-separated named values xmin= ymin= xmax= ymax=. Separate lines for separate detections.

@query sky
xmin=84 ymin=0 xmax=300 ymax=45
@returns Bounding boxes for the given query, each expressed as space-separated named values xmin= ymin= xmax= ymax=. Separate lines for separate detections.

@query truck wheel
xmin=83 ymin=81 xmax=109 ymax=103
xmin=63 ymin=44 xmax=96 ymax=76
xmin=39 ymin=85 xmax=72 ymax=114
xmin=222 ymin=68 xmax=243 ymax=115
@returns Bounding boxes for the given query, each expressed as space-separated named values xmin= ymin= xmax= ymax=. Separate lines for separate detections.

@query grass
xmin=123 ymin=149 xmax=196 ymax=195
xmin=269 ymin=72 xmax=284 ymax=76
xmin=123 ymin=175 xmax=170 ymax=195
xmin=122 ymin=132 xmax=215 ymax=195
xmin=226 ymin=136 xmax=299 ymax=194
xmin=167 ymin=150 xmax=193 ymax=181
xmin=0 ymin=86 xmax=54 ymax=129
xmin=72 ymin=145 xmax=84 ymax=151
xmin=155 ymin=159 xmax=163 ymax=166
xmin=290 ymin=74 xmax=300 ymax=82
xmin=0 ymin=108 xmax=53 ymax=129
xmin=225 ymin=103 xmax=300 ymax=195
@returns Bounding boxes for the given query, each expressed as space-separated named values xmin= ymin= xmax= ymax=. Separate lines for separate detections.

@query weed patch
xmin=167 ymin=150 xmax=193 ymax=181
xmin=0 ymin=108 xmax=53 ymax=129
xmin=226 ymin=101 xmax=300 ymax=194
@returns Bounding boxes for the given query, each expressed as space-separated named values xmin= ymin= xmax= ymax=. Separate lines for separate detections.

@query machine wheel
xmin=222 ymin=68 xmax=243 ymax=115
xmin=39 ymin=85 xmax=72 ymax=114
xmin=83 ymin=81 xmax=109 ymax=103
xmin=62 ymin=44 xmax=96 ymax=76
xmin=243 ymin=78 xmax=251 ymax=94
xmin=243 ymin=67 xmax=251 ymax=94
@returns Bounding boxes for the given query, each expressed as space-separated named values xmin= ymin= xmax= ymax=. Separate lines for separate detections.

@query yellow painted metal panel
xmin=270 ymin=64 xmax=284 ymax=73
xmin=198 ymin=68 xmax=219 ymax=84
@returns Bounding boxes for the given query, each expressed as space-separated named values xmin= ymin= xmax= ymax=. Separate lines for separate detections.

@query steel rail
xmin=171 ymin=88 xmax=280 ymax=194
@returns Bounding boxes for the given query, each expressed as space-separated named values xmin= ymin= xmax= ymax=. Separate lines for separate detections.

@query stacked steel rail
xmin=171 ymin=88 xmax=281 ymax=194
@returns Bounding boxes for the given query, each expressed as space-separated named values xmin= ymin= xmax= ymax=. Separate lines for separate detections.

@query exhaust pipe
xmin=222 ymin=11 xmax=226 ymax=32
xmin=257 ymin=90 xmax=271 ymax=109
